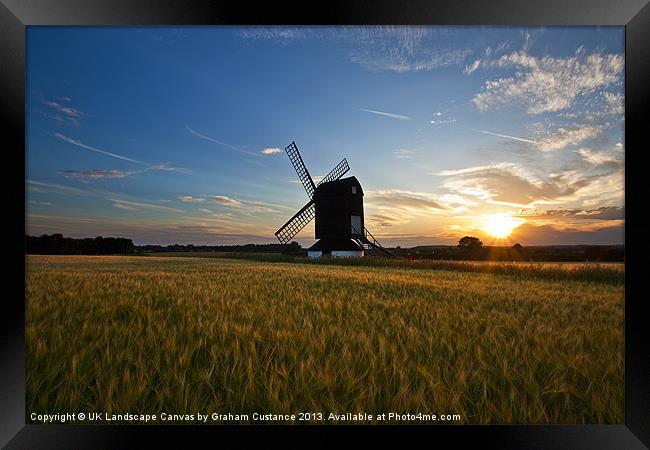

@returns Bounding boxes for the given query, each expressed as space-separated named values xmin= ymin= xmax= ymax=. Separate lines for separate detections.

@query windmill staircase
xmin=352 ymin=226 xmax=396 ymax=257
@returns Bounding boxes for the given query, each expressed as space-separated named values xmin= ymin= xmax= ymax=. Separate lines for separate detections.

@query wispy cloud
xmin=236 ymin=27 xmax=313 ymax=44
xmin=578 ymin=148 xmax=622 ymax=167
xmin=54 ymin=133 xmax=147 ymax=165
xmin=61 ymin=163 xmax=186 ymax=179
xmin=54 ymin=134 xmax=188 ymax=177
xmin=393 ymin=149 xmax=418 ymax=159
xmin=346 ymin=27 xmax=472 ymax=73
xmin=42 ymin=98 xmax=85 ymax=127
xmin=211 ymin=195 xmax=242 ymax=207
xmin=27 ymin=179 xmax=86 ymax=194
xmin=43 ymin=100 xmax=83 ymax=118
xmin=62 ymin=169 xmax=142 ymax=179
xmin=28 ymin=200 xmax=53 ymax=207
xmin=289 ymin=175 xmax=324 ymax=184
xmin=464 ymin=40 xmax=513 ymax=75
xmin=261 ymin=147 xmax=282 ymax=155
xmin=176 ymin=194 xmax=288 ymax=214
xmin=464 ymin=59 xmax=481 ymax=74
xmin=437 ymin=163 xmax=534 ymax=178
xmin=363 ymin=189 xmax=457 ymax=229
xmin=113 ymin=202 xmax=136 ymax=210
xmin=186 ymin=125 xmax=259 ymax=157
xmin=28 ymin=178 xmax=194 ymax=217
xmin=518 ymin=205 xmax=624 ymax=221
xmin=429 ymin=111 xmax=456 ymax=127
xmin=603 ymin=91 xmax=624 ymax=115
xmin=178 ymin=195 xmax=206 ymax=203
xmin=357 ymin=108 xmax=411 ymax=120
xmin=183 ymin=194 xmax=290 ymax=214
xmin=366 ymin=190 xmax=450 ymax=211
xmin=148 ymin=163 xmax=185 ymax=172
xmin=430 ymin=117 xmax=456 ymax=126
xmin=438 ymin=162 xmax=578 ymax=207
xmin=110 ymin=199 xmax=183 ymax=212
xmin=237 ymin=26 xmax=473 ymax=73
xmin=437 ymin=153 xmax=622 ymax=208
xmin=26 ymin=212 xmax=278 ymax=246
xmin=472 ymin=49 xmax=624 ymax=114
xmin=533 ymin=125 xmax=602 ymax=151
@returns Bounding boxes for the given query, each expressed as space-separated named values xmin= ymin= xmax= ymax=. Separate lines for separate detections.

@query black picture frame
xmin=3 ymin=1 xmax=649 ymax=448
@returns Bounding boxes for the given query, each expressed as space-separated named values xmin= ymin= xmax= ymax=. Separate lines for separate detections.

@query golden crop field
xmin=25 ymin=255 xmax=624 ymax=424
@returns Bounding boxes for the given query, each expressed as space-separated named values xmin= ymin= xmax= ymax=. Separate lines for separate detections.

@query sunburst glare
xmin=481 ymin=213 xmax=525 ymax=239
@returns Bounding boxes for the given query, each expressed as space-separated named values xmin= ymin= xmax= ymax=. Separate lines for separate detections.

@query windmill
xmin=275 ymin=141 xmax=394 ymax=258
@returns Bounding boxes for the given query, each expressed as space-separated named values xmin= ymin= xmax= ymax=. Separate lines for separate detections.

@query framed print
xmin=3 ymin=0 xmax=649 ymax=448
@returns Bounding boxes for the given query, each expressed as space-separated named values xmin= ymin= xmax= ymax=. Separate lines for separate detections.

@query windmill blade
xmin=275 ymin=200 xmax=315 ymax=244
xmin=285 ymin=141 xmax=316 ymax=199
xmin=317 ymin=158 xmax=350 ymax=186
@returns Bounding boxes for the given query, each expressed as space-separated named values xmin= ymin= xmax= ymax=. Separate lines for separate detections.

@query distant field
xmin=26 ymin=255 xmax=624 ymax=424
xmin=147 ymin=251 xmax=281 ymax=258
xmin=145 ymin=251 xmax=625 ymax=267
xmin=142 ymin=252 xmax=625 ymax=284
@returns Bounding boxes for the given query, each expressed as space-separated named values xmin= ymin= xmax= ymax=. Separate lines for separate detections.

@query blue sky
xmin=26 ymin=26 xmax=624 ymax=246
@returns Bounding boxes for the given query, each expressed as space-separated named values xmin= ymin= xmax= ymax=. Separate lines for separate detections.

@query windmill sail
xmin=285 ymin=141 xmax=316 ymax=199
xmin=275 ymin=200 xmax=315 ymax=244
xmin=317 ymin=158 xmax=350 ymax=186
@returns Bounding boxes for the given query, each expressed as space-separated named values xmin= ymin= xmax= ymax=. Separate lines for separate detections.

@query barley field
xmin=25 ymin=255 xmax=624 ymax=424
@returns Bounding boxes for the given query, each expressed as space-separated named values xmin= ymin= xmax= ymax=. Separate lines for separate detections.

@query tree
xmin=282 ymin=241 xmax=303 ymax=256
xmin=26 ymin=234 xmax=134 ymax=255
xmin=458 ymin=236 xmax=483 ymax=249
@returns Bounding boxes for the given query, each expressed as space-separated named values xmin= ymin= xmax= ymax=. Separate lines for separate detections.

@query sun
xmin=481 ymin=213 xmax=524 ymax=239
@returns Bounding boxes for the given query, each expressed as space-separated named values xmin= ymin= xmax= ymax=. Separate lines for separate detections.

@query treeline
xmin=26 ymin=234 xmax=135 ymax=255
xmin=137 ymin=241 xmax=304 ymax=255
xmin=395 ymin=244 xmax=624 ymax=262
xmin=26 ymin=234 xmax=624 ymax=262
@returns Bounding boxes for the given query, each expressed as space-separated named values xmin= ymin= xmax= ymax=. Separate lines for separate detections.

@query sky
xmin=26 ymin=26 xmax=625 ymax=247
